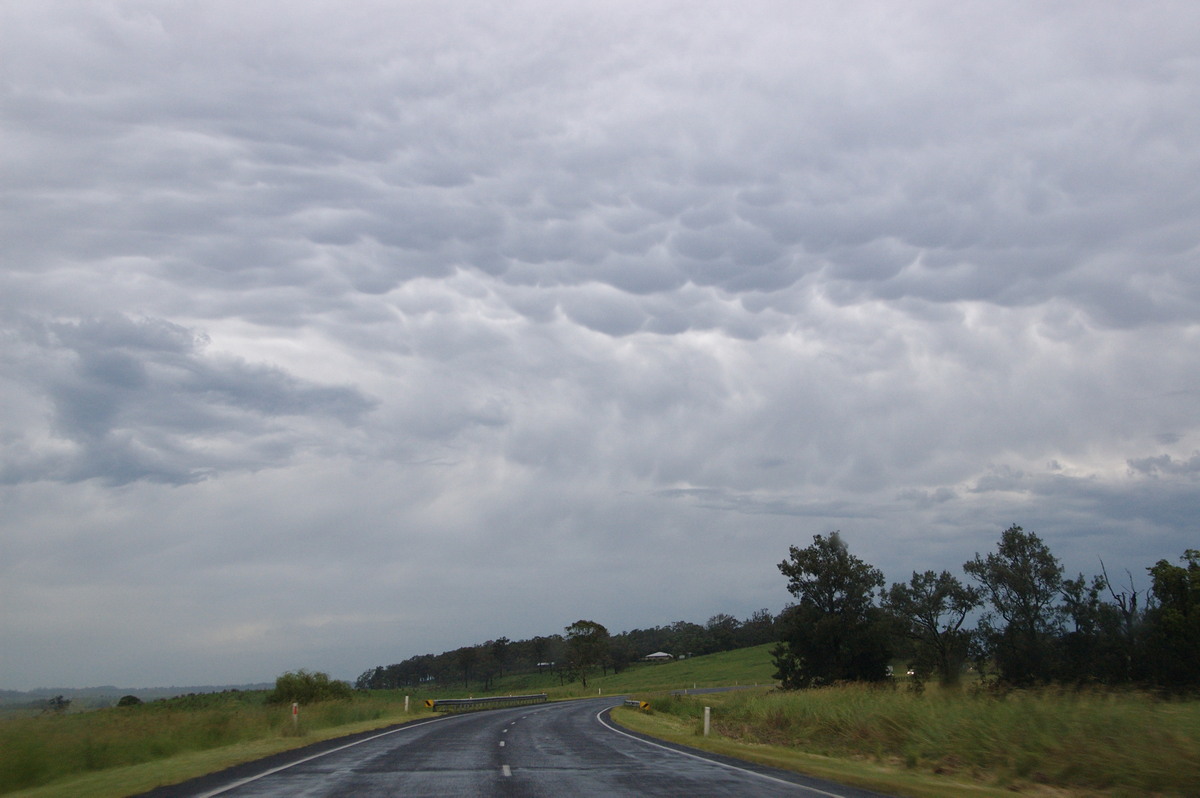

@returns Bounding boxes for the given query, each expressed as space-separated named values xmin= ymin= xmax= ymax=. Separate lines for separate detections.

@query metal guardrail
xmin=425 ymin=694 xmax=548 ymax=712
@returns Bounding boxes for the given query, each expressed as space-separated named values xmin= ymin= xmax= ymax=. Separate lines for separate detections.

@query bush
xmin=267 ymin=670 xmax=353 ymax=705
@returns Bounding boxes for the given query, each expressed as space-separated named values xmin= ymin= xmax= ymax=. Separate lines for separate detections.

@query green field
xmin=3 ymin=646 xmax=1198 ymax=797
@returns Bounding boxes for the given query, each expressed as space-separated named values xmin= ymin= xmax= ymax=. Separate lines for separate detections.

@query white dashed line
xmin=502 ymin=765 xmax=512 ymax=777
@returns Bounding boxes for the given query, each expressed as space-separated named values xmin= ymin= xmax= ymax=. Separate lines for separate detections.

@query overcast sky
xmin=2 ymin=1 xmax=1198 ymax=691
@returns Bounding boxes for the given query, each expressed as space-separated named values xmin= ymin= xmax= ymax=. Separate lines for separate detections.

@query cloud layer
xmin=2 ymin=0 xmax=1199 ymax=689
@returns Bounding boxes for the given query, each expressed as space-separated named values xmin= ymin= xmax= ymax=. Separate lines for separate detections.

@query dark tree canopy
xmin=885 ymin=570 xmax=980 ymax=685
xmin=773 ymin=532 xmax=892 ymax=688
xmin=964 ymin=525 xmax=1065 ymax=685
xmin=564 ymin=619 xmax=610 ymax=688
xmin=1144 ymin=549 xmax=1200 ymax=688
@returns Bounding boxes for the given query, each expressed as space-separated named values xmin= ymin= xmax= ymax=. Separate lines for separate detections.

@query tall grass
xmin=0 ymin=691 xmax=411 ymax=795
xmin=651 ymin=684 xmax=1200 ymax=796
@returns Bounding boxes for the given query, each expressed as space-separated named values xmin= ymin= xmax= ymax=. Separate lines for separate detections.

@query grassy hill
xmin=433 ymin=643 xmax=778 ymax=699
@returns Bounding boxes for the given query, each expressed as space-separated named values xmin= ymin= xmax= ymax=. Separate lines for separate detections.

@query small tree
xmin=884 ymin=570 xmax=980 ymax=685
xmin=116 ymin=694 xmax=143 ymax=707
xmin=773 ymin=532 xmax=892 ymax=688
xmin=268 ymin=670 xmax=352 ymax=704
xmin=564 ymin=620 xmax=610 ymax=688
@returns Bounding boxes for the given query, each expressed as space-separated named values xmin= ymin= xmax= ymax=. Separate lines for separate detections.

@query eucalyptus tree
xmin=564 ymin=619 xmax=610 ymax=688
xmin=773 ymin=532 xmax=892 ymax=688
xmin=885 ymin=570 xmax=980 ymax=685
xmin=964 ymin=525 xmax=1064 ymax=684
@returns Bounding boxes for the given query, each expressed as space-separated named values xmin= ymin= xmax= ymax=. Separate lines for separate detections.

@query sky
xmin=2 ymin=1 xmax=1198 ymax=691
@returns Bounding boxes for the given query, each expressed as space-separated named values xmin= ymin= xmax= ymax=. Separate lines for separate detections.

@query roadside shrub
xmin=267 ymin=670 xmax=353 ymax=705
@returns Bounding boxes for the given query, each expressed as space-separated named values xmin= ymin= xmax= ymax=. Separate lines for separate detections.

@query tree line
xmin=355 ymin=609 xmax=779 ymax=692
xmin=774 ymin=526 xmax=1199 ymax=691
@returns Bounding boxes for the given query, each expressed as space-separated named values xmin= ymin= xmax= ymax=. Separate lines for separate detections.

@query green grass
xmin=0 ymin=690 xmax=423 ymax=797
xmin=616 ymin=682 xmax=1200 ymax=797
xmin=480 ymin=645 xmax=778 ymax=698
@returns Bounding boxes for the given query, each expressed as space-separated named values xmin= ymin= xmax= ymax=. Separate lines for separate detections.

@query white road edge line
xmin=595 ymin=708 xmax=851 ymax=798
xmin=195 ymin=715 xmax=454 ymax=797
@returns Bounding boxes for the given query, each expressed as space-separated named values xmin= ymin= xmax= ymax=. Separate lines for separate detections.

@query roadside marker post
xmin=703 ymin=706 xmax=710 ymax=737
xmin=292 ymin=703 xmax=299 ymax=729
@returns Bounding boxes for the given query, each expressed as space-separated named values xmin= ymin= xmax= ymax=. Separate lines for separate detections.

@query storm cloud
xmin=2 ymin=0 xmax=1198 ymax=689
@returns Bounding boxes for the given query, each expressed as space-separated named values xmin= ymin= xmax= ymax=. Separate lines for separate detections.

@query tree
xmin=607 ymin=638 xmax=637 ymax=674
xmin=1144 ymin=549 xmax=1200 ymax=689
xmin=737 ymin=608 xmax=776 ymax=647
xmin=705 ymin=613 xmax=740 ymax=653
xmin=666 ymin=620 xmax=706 ymax=658
xmin=490 ymin=637 xmax=510 ymax=680
xmin=963 ymin=525 xmax=1064 ymax=685
xmin=454 ymin=646 xmax=478 ymax=689
xmin=116 ymin=694 xmax=143 ymax=707
xmin=1059 ymin=570 xmax=1139 ymax=684
xmin=773 ymin=532 xmax=892 ymax=688
xmin=564 ymin=620 xmax=610 ymax=688
xmin=884 ymin=570 xmax=980 ymax=685
xmin=268 ymin=670 xmax=352 ymax=704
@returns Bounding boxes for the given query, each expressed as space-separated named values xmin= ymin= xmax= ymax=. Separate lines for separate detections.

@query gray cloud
xmin=0 ymin=314 xmax=374 ymax=486
xmin=2 ymin=0 xmax=1199 ymax=689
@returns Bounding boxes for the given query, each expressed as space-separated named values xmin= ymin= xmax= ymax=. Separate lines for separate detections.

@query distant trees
xmin=454 ymin=646 xmax=478 ymax=689
xmin=772 ymin=532 xmax=893 ymax=688
xmin=355 ymin=604 xmax=785 ymax=693
xmin=353 ymin=532 xmax=1196 ymax=696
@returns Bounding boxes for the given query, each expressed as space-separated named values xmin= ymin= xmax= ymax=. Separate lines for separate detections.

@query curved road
xmin=139 ymin=697 xmax=890 ymax=797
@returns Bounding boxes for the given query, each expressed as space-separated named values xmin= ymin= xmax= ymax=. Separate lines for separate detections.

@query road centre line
xmin=502 ymin=765 xmax=512 ymax=777
xmin=595 ymin=708 xmax=851 ymax=798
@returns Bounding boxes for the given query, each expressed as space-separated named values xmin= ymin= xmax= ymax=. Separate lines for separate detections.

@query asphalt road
xmin=137 ymin=697 xmax=891 ymax=797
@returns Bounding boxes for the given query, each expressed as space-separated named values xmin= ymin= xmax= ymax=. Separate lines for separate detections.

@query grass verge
xmin=614 ymin=684 xmax=1200 ymax=798
xmin=0 ymin=692 xmax=423 ymax=797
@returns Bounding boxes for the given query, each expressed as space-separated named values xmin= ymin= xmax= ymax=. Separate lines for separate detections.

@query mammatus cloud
xmin=1 ymin=314 xmax=374 ymax=485
xmin=1 ymin=0 xmax=1198 ymax=689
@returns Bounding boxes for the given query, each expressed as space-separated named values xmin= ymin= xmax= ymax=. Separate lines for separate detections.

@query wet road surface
xmin=137 ymin=697 xmax=891 ymax=797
